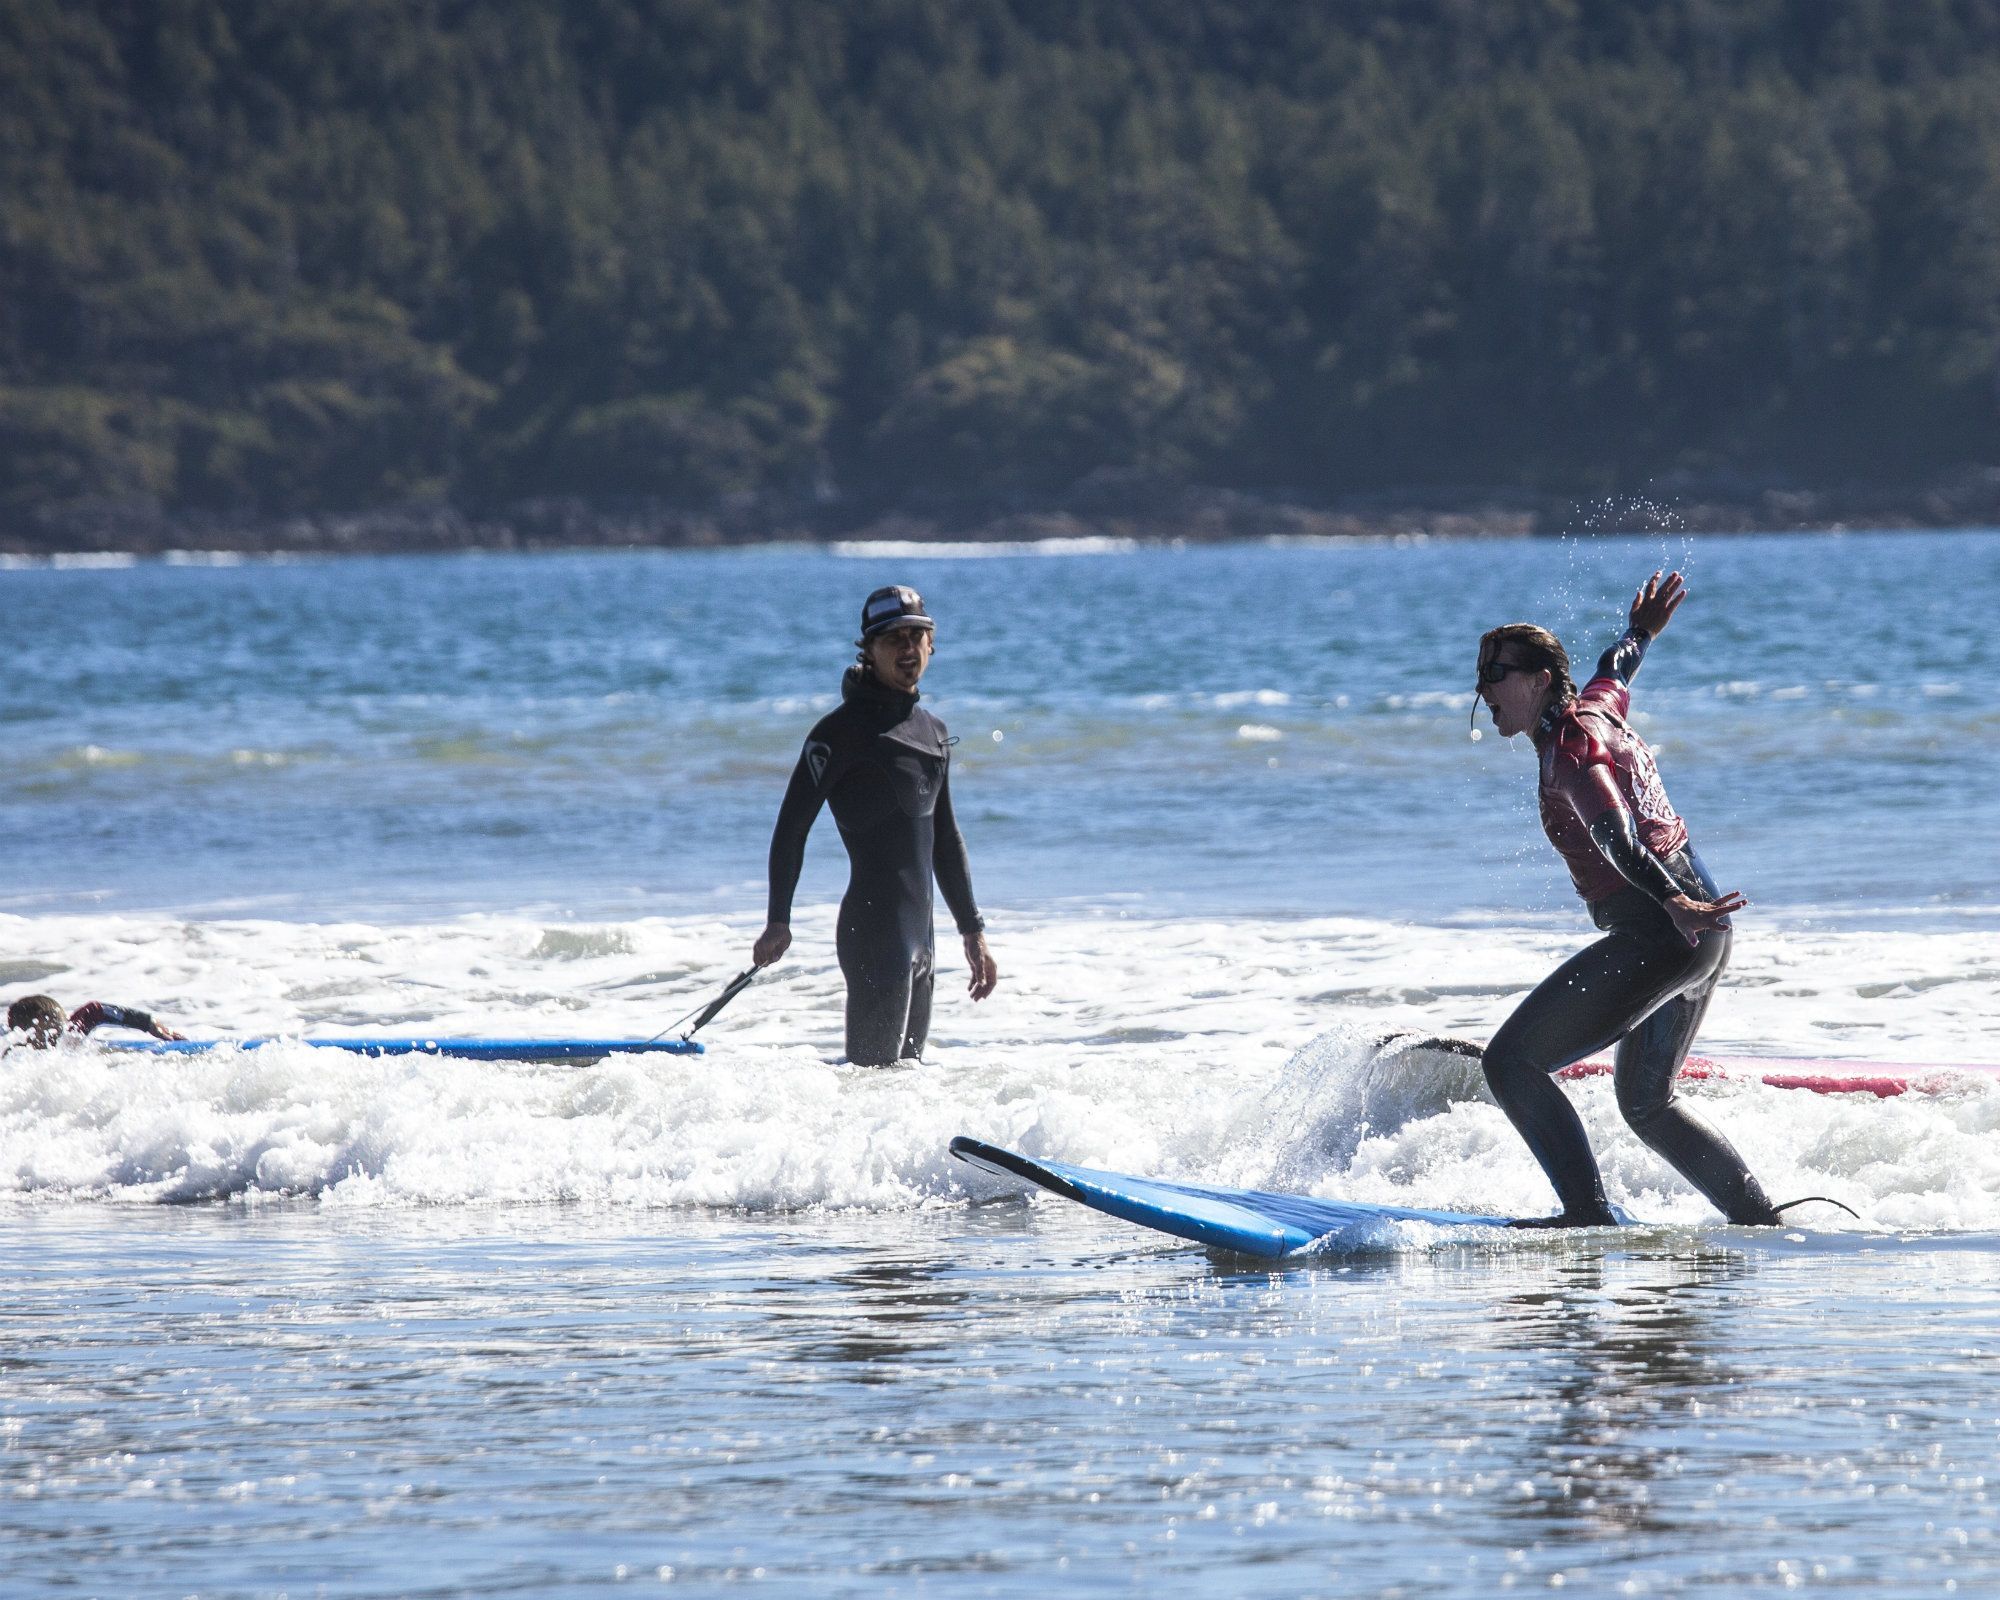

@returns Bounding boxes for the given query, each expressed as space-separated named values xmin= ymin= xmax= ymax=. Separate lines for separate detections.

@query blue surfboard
xmin=950 ymin=1135 xmax=1596 ymax=1258
xmin=107 ymin=1037 xmax=703 ymax=1064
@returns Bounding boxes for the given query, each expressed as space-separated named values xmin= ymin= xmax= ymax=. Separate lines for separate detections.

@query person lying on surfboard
xmin=755 ymin=585 xmax=999 ymax=1065
xmin=1472 ymin=571 xmax=1783 ymax=1227
xmin=6 ymin=994 xmax=186 ymax=1046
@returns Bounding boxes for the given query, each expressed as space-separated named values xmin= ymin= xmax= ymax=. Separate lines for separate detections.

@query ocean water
xmin=6 ymin=530 xmax=1997 ymax=922
xmin=4 ymin=531 xmax=2000 ymax=1596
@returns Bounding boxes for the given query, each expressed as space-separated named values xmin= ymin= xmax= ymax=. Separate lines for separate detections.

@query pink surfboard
xmin=1555 ymin=1054 xmax=2000 ymax=1098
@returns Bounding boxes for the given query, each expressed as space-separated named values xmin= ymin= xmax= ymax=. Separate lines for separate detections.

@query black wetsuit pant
xmin=1482 ymin=851 xmax=1776 ymax=1225
xmin=838 ymin=903 xmax=933 ymax=1066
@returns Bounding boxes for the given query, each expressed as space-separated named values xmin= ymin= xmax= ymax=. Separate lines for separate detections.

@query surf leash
xmin=649 ymin=964 xmax=765 ymax=1045
xmin=1770 ymin=1194 xmax=1861 ymax=1222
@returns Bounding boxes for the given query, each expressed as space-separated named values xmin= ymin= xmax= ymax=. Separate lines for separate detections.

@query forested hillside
xmin=4 ymin=1 xmax=1998 ymax=541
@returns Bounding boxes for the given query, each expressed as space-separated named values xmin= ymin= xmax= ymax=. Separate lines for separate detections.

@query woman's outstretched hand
xmin=1629 ymin=569 xmax=1688 ymax=638
xmin=1665 ymin=889 xmax=1747 ymax=947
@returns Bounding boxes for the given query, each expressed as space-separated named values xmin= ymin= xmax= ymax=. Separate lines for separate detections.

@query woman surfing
xmin=1473 ymin=571 xmax=1781 ymax=1227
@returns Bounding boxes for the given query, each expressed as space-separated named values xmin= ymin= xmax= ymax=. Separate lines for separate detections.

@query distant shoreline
xmin=5 ymin=472 xmax=1998 ymax=557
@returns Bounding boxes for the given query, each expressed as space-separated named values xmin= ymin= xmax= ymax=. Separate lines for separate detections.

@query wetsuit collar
xmin=1530 ymin=693 xmax=1570 ymax=750
xmin=841 ymin=664 xmax=919 ymax=716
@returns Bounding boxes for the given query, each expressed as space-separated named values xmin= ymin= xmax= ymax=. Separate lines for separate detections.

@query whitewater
xmin=6 ymin=907 xmax=1997 ymax=1232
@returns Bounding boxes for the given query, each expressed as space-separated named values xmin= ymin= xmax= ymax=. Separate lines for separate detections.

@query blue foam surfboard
xmin=108 ymin=1037 xmax=703 ymax=1064
xmin=949 ymin=1135 xmax=1607 ymax=1258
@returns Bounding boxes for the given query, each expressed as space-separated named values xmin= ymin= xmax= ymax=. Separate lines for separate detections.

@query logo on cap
xmin=861 ymin=585 xmax=933 ymax=637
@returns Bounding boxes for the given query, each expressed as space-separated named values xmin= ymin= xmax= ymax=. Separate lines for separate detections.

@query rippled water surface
xmin=3 ymin=532 xmax=1999 ymax=1595
xmin=8 ymin=1208 xmax=1998 ymax=1597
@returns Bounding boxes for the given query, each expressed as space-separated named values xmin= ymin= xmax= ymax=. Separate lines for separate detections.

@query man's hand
xmin=1629 ymin=569 xmax=1688 ymax=638
xmin=149 ymin=1019 xmax=186 ymax=1041
xmin=1665 ymin=889 xmax=1747 ymax=947
xmin=963 ymin=930 xmax=998 ymax=1000
xmin=752 ymin=922 xmax=792 ymax=967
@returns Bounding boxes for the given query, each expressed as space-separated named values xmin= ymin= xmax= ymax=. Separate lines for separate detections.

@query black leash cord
xmin=648 ymin=965 xmax=764 ymax=1045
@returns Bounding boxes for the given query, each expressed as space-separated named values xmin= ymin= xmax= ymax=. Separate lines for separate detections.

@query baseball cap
xmin=860 ymin=585 xmax=935 ymax=639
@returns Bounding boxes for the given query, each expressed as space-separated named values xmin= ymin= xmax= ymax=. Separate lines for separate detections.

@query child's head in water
xmin=6 ymin=994 xmax=69 ymax=1046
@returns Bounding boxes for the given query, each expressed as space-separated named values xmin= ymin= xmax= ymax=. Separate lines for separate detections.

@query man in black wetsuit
xmin=7 ymin=994 xmax=185 ymax=1046
xmin=755 ymin=586 xmax=998 ymax=1065
xmin=1472 ymin=571 xmax=1782 ymax=1227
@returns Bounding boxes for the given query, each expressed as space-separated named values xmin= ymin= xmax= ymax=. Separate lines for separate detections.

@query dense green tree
xmin=0 ymin=0 xmax=1996 ymax=529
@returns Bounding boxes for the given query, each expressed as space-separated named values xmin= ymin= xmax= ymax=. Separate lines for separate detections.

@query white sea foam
xmin=47 ymin=552 xmax=139 ymax=569
xmin=1 ymin=910 xmax=1997 ymax=1228
xmin=0 ymin=550 xmax=297 ymax=569
xmin=1210 ymin=689 xmax=1291 ymax=709
xmin=1122 ymin=689 xmax=1297 ymax=713
xmin=828 ymin=536 xmax=1139 ymax=558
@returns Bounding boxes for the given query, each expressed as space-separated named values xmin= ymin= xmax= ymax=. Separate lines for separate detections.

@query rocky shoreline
xmin=6 ymin=470 xmax=1998 ymax=556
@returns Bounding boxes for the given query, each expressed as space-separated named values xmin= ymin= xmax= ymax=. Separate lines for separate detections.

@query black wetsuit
xmin=767 ymin=667 xmax=983 ymax=1065
xmin=1482 ymin=629 xmax=1778 ymax=1226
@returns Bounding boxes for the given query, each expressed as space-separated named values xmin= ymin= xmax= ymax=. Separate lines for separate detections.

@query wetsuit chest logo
xmin=1627 ymin=750 xmax=1672 ymax=825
